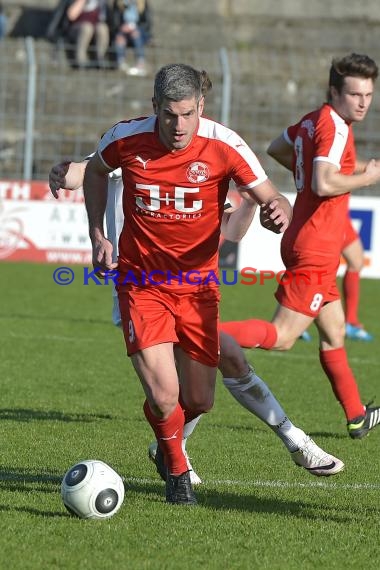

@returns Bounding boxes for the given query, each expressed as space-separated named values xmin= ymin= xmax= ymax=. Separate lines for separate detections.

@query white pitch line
xmin=124 ymin=476 xmax=380 ymax=491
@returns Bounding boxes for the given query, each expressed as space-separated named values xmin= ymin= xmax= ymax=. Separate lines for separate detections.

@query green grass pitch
xmin=1 ymin=262 xmax=379 ymax=569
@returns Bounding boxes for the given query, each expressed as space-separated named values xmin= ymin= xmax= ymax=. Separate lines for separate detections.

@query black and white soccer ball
xmin=61 ymin=460 xmax=125 ymax=520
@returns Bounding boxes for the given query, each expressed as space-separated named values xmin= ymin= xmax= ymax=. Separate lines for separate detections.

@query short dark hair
xmin=153 ymin=64 xmax=203 ymax=107
xmin=327 ymin=53 xmax=378 ymax=101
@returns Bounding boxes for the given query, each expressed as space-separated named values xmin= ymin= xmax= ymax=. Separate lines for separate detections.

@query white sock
xmin=182 ymin=414 xmax=203 ymax=451
xmin=223 ymin=368 xmax=306 ymax=452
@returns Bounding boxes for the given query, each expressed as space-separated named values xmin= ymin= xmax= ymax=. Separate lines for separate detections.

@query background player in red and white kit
xmin=219 ymin=53 xmax=380 ymax=440
xmin=80 ymin=62 xmax=294 ymax=505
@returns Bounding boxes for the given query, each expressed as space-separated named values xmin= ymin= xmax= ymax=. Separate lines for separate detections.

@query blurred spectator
xmin=0 ymin=3 xmax=7 ymax=40
xmin=66 ymin=0 xmax=110 ymax=68
xmin=112 ymin=0 xmax=151 ymax=76
xmin=46 ymin=0 xmax=72 ymax=61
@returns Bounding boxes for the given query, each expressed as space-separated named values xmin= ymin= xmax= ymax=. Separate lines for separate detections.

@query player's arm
xmin=312 ymin=158 xmax=380 ymax=197
xmin=244 ymin=178 xmax=292 ymax=234
xmin=49 ymin=160 xmax=88 ymax=199
xmin=83 ymin=152 xmax=116 ymax=274
xmin=231 ymin=132 xmax=292 ymax=233
xmin=267 ymin=133 xmax=293 ymax=171
xmin=354 ymin=158 xmax=373 ymax=174
xmin=221 ymin=193 xmax=257 ymax=242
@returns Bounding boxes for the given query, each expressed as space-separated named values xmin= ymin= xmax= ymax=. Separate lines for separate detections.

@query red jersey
xmin=98 ymin=115 xmax=267 ymax=291
xmin=282 ymin=103 xmax=356 ymax=258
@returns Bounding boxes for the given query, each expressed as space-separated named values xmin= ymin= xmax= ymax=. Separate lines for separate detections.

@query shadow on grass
xmin=2 ymin=473 xmax=377 ymax=522
xmin=205 ymin=422 xmax=345 ymax=439
xmin=0 ymin=469 xmax=164 ymax=517
xmin=125 ymin=479 xmax=379 ymax=523
xmin=125 ymin=480 xmax=167 ymax=503
xmin=206 ymin=421 xmax=267 ymax=433
xmin=308 ymin=431 xmax=347 ymax=439
xmin=197 ymin=489 xmax=360 ymax=523
xmin=0 ymin=465 xmax=62 ymax=495
xmin=0 ymin=504 xmax=69 ymax=518
xmin=0 ymin=408 xmax=113 ymax=422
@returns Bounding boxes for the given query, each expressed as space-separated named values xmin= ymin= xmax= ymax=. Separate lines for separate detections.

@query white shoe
xmin=183 ymin=449 xmax=202 ymax=485
xmin=291 ymin=436 xmax=344 ymax=476
xmin=148 ymin=441 xmax=202 ymax=485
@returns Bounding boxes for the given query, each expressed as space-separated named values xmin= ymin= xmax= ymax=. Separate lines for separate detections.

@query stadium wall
xmin=3 ymin=1 xmax=380 ymax=185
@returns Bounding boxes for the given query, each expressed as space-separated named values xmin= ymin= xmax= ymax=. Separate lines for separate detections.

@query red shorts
xmin=342 ymin=216 xmax=359 ymax=250
xmin=117 ymin=286 xmax=221 ymax=367
xmin=275 ymin=250 xmax=340 ymax=317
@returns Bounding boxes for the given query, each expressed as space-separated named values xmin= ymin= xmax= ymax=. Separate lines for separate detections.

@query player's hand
xmin=259 ymin=200 xmax=290 ymax=233
xmin=365 ymin=158 xmax=380 ymax=185
xmin=49 ymin=161 xmax=71 ymax=199
xmin=92 ymin=236 xmax=118 ymax=279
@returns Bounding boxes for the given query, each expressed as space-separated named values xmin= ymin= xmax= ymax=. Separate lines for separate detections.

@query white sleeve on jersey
xmin=86 ymin=152 xmax=122 ymax=180
xmin=109 ymin=168 xmax=122 ymax=179
xmin=105 ymin=177 xmax=124 ymax=258
xmin=105 ymin=175 xmax=124 ymax=326
xmin=85 ymin=153 xmax=123 ymax=327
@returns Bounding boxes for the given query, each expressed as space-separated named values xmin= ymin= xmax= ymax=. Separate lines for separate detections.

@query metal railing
xmin=0 ymin=38 xmax=227 ymax=181
xmin=1 ymin=37 xmax=380 ymax=196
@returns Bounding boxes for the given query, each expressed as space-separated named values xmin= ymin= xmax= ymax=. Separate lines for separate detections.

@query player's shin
xmin=223 ymin=367 xmax=306 ymax=451
xmin=143 ymin=400 xmax=188 ymax=475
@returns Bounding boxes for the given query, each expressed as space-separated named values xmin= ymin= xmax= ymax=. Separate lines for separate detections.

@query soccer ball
xmin=61 ymin=459 xmax=125 ymax=520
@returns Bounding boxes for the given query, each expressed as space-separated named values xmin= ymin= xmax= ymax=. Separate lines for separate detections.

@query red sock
xmin=319 ymin=348 xmax=365 ymax=421
xmin=219 ymin=319 xmax=277 ymax=349
xmin=143 ymin=400 xmax=188 ymax=475
xmin=343 ymin=270 xmax=360 ymax=325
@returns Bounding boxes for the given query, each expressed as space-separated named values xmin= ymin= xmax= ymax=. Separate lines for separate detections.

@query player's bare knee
xmin=318 ymin=322 xmax=345 ymax=347
xmin=219 ymin=353 xmax=248 ymax=379
xmin=149 ymin=393 xmax=179 ymax=418
xmin=185 ymin=395 xmax=214 ymax=414
xmin=346 ymin=256 xmax=364 ymax=271
xmin=219 ymin=332 xmax=249 ymax=378
xmin=335 ymin=327 xmax=346 ymax=346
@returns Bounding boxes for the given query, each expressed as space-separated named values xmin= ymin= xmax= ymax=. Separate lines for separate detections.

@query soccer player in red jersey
xmin=50 ymin=68 xmax=344 ymax=490
xmin=219 ymin=53 xmax=380 ymax=439
xmin=49 ymin=162 xmax=344 ymax=486
xmin=82 ymin=63 xmax=292 ymax=504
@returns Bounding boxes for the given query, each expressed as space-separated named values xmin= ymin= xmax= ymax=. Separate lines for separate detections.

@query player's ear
xmin=198 ymin=96 xmax=205 ymax=116
xmin=330 ymin=86 xmax=338 ymax=100
xmin=152 ymin=97 xmax=158 ymax=113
